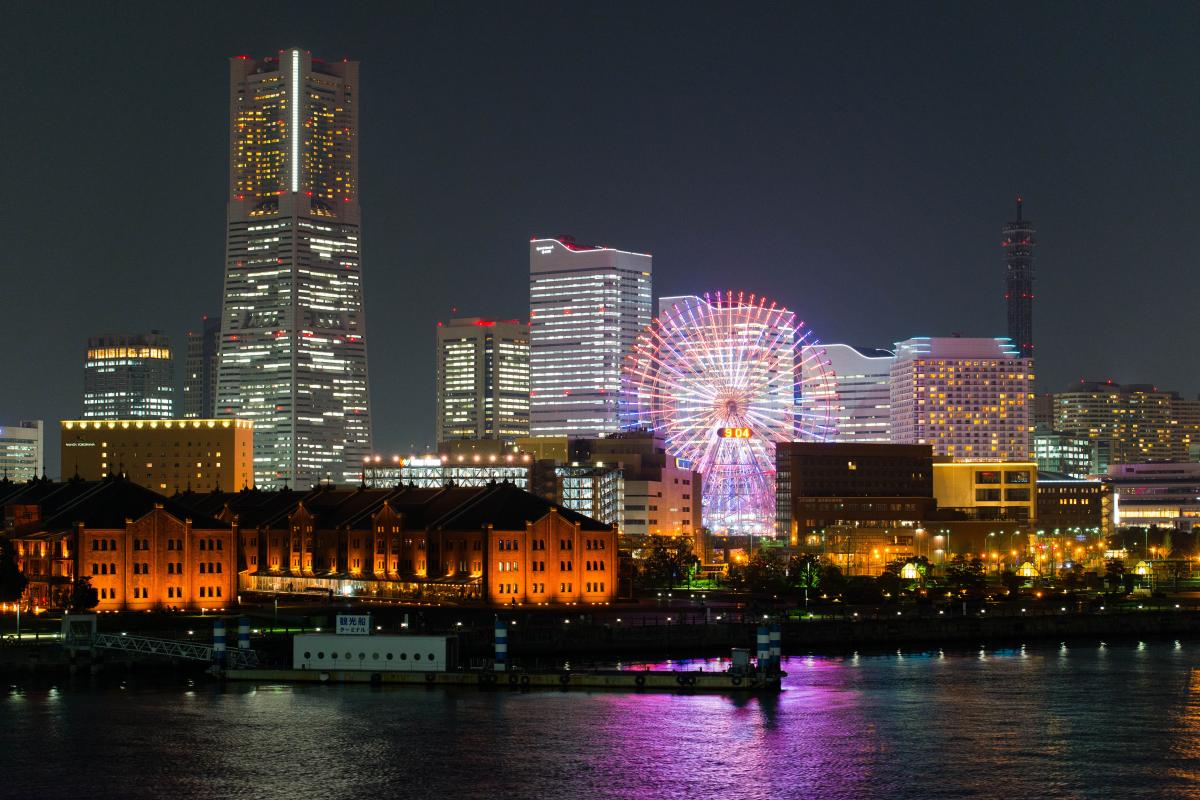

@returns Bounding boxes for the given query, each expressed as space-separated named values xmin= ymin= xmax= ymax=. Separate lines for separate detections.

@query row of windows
xmin=303 ymin=650 xmax=436 ymax=662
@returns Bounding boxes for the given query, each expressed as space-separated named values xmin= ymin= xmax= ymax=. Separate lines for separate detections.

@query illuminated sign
xmin=336 ymin=614 xmax=372 ymax=635
xmin=64 ymin=442 xmax=96 ymax=447
xmin=717 ymin=427 xmax=753 ymax=439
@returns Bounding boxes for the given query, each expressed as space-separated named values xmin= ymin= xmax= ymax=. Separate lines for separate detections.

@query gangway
xmin=61 ymin=615 xmax=260 ymax=668
xmin=91 ymin=633 xmax=260 ymax=668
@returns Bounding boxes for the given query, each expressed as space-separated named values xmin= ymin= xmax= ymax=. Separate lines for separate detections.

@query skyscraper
xmin=217 ymin=50 xmax=371 ymax=488
xmin=435 ymin=317 xmax=530 ymax=445
xmin=890 ymin=337 xmax=1033 ymax=461
xmin=83 ymin=332 xmax=175 ymax=419
xmin=1003 ymin=196 xmax=1035 ymax=360
xmin=529 ymin=236 xmax=651 ymax=438
xmin=183 ymin=315 xmax=221 ymax=419
xmin=801 ymin=344 xmax=894 ymax=442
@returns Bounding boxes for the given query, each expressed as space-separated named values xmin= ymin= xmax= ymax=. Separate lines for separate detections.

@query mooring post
xmin=494 ymin=619 xmax=508 ymax=672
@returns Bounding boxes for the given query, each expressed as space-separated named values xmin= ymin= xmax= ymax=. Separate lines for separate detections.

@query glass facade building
xmin=217 ymin=50 xmax=371 ymax=488
xmin=83 ymin=332 xmax=175 ymax=419
xmin=529 ymin=237 xmax=651 ymax=438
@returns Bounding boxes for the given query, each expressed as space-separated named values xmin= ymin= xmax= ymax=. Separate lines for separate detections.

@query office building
xmin=1003 ymin=197 xmax=1035 ymax=360
xmin=775 ymin=442 xmax=934 ymax=547
xmin=1033 ymin=427 xmax=1097 ymax=478
xmin=217 ymin=50 xmax=371 ymax=489
xmin=555 ymin=464 xmax=625 ymax=531
xmin=890 ymin=337 xmax=1033 ymax=461
xmin=83 ymin=332 xmax=175 ymax=419
xmin=183 ymin=315 xmax=221 ymax=419
xmin=529 ymin=236 xmax=651 ymax=438
xmin=583 ymin=431 xmax=702 ymax=544
xmin=1036 ymin=473 xmax=1111 ymax=537
xmin=60 ymin=418 xmax=254 ymax=494
xmin=932 ymin=461 xmax=1037 ymax=523
xmin=802 ymin=344 xmax=893 ymax=442
xmin=1052 ymin=380 xmax=1200 ymax=468
xmin=0 ymin=421 xmax=43 ymax=482
xmin=2 ymin=478 xmax=236 ymax=612
xmin=436 ymin=317 xmax=530 ymax=445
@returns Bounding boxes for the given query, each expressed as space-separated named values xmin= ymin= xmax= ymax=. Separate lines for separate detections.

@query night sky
xmin=5 ymin=2 xmax=1199 ymax=477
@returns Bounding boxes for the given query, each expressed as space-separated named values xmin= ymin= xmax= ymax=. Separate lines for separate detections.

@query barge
xmin=215 ymin=617 xmax=785 ymax=693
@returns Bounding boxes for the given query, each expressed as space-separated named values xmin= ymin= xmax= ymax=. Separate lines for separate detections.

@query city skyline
xmin=5 ymin=4 xmax=1200 ymax=478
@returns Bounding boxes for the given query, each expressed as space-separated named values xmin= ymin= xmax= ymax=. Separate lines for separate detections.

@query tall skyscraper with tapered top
xmin=217 ymin=50 xmax=371 ymax=489
xmin=1003 ymin=196 xmax=1035 ymax=360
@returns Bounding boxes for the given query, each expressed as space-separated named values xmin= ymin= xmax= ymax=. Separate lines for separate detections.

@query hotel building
xmin=217 ymin=50 xmax=371 ymax=489
xmin=436 ymin=317 xmax=530 ymax=445
xmin=60 ymin=418 xmax=254 ymax=495
xmin=83 ymin=332 xmax=175 ymax=419
xmin=802 ymin=344 xmax=894 ymax=442
xmin=890 ymin=337 xmax=1033 ymax=461
xmin=529 ymin=236 xmax=651 ymax=438
xmin=0 ymin=421 xmax=43 ymax=482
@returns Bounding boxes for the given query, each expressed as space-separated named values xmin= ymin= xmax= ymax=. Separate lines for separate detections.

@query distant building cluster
xmin=6 ymin=45 xmax=1200 ymax=620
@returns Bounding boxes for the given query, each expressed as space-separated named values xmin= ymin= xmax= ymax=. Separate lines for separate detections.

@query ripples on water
xmin=4 ymin=640 xmax=1200 ymax=799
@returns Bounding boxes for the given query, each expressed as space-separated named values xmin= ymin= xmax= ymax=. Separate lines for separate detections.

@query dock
xmin=221 ymin=666 xmax=783 ymax=691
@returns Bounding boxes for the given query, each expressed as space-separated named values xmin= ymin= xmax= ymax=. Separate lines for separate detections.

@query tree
xmin=730 ymin=549 xmax=788 ymax=593
xmin=639 ymin=538 xmax=699 ymax=589
xmin=69 ymin=576 xmax=99 ymax=612
xmin=820 ymin=564 xmax=847 ymax=597
xmin=1000 ymin=570 xmax=1023 ymax=594
xmin=1104 ymin=559 xmax=1125 ymax=593
xmin=787 ymin=554 xmax=821 ymax=599
xmin=0 ymin=538 xmax=27 ymax=604
xmin=877 ymin=570 xmax=902 ymax=598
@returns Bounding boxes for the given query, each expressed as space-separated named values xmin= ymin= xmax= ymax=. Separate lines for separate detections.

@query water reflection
xmin=3 ymin=641 xmax=1199 ymax=799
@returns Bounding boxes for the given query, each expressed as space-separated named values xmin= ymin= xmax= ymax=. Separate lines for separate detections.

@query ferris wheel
xmin=621 ymin=291 xmax=837 ymax=535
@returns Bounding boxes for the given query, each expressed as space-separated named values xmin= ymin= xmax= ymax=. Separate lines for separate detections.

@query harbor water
xmin=4 ymin=639 xmax=1199 ymax=799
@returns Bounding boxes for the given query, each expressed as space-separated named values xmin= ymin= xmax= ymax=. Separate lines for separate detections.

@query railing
xmin=91 ymin=633 xmax=259 ymax=668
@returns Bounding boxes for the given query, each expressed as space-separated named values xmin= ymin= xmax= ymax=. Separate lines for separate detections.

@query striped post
xmin=769 ymin=623 xmax=782 ymax=670
xmin=238 ymin=617 xmax=250 ymax=650
xmin=756 ymin=625 xmax=770 ymax=669
xmin=213 ymin=619 xmax=227 ymax=666
xmin=494 ymin=620 xmax=508 ymax=672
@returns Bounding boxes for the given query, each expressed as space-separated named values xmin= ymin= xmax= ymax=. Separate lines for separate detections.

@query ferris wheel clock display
xmin=622 ymin=291 xmax=837 ymax=535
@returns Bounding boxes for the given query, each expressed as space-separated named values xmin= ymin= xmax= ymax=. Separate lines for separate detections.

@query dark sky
xmin=5 ymin=1 xmax=1200 ymax=477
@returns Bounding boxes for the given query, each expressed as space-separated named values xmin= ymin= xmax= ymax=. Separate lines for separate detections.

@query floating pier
xmin=220 ymin=666 xmax=783 ymax=692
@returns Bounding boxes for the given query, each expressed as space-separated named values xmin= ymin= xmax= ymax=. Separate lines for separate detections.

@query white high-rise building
xmin=217 ymin=50 xmax=371 ymax=488
xmin=0 ymin=421 xmax=42 ymax=482
xmin=529 ymin=236 xmax=651 ymax=438
xmin=801 ymin=344 xmax=894 ymax=442
xmin=436 ymin=317 xmax=530 ymax=445
xmin=890 ymin=337 xmax=1033 ymax=461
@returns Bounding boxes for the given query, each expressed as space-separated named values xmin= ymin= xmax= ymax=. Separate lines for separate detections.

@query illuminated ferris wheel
xmin=621 ymin=291 xmax=837 ymax=535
